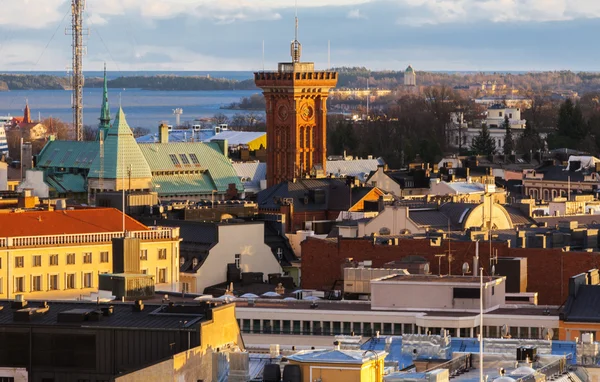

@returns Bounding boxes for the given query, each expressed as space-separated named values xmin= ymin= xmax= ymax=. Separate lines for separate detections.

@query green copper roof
xmin=97 ymin=64 xmax=111 ymax=141
xmin=151 ymin=173 xmax=216 ymax=195
xmin=45 ymin=173 xmax=87 ymax=194
xmin=138 ymin=142 xmax=243 ymax=192
xmin=89 ymin=108 xmax=152 ymax=180
xmin=37 ymin=140 xmax=99 ymax=169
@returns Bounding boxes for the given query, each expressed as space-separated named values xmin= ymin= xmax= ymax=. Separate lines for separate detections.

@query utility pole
xmin=68 ymin=0 xmax=87 ymax=141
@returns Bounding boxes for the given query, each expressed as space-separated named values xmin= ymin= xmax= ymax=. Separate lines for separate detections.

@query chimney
xmin=159 ymin=123 xmax=169 ymax=144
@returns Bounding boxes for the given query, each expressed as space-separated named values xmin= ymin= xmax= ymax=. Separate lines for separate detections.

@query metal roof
xmin=37 ymin=140 xmax=99 ymax=170
xmin=286 ymin=349 xmax=387 ymax=364
xmin=233 ymin=162 xmax=266 ymax=193
xmin=151 ymin=173 xmax=216 ymax=195
xmin=206 ymin=131 xmax=266 ymax=145
xmin=326 ymin=158 xmax=385 ymax=181
xmin=138 ymin=142 xmax=243 ymax=192
xmin=45 ymin=173 xmax=86 ymax=194
xmin=89 ymin=108 xmax=153 ymax=180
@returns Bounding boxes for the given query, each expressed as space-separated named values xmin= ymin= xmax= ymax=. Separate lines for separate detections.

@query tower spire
xmin=23 ymin=99 xmax=31 ymax=124
xmin=97 ymin=63 xmax=111 ymax=141
xmin=290 ymin=1 xmax=302 ymax=63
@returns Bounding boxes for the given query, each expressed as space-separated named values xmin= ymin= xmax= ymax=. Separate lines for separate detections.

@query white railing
xmin=0 ymin=227 xmax=179 ymax=248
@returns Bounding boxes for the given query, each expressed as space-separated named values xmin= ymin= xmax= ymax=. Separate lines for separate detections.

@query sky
xmin=1 ymin=0 xmax=600 ymax=72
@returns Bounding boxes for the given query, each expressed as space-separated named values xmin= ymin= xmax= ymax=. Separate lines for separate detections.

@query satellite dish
xmin=491 ymin=265 xmax=496 ymax=276
xmin=543 ymin=328 xmax=554 ymax=341
xmin=462 ymin=262 xmax=470 ymax=275
xmin=424 ymin=263 xmax=430 ymax=275
xmin=501 ymin=324 xmax=509 ymax=338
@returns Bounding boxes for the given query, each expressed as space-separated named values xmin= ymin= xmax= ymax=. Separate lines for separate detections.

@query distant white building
xmin=404 ymin=65 xmax=416 ymax=86
xmin=448 ymin=104 xmax=530 ymax=153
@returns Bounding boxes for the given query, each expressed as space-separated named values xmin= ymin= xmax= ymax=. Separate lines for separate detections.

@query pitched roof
xmin=562 ymin=285 xmax=600 ymax=322
xmin=233 ymin=162 xmax=266 ymax=193
xmin=206 ymin=130 xmax=266 ymax=145
xmin=325 ymin=158 xmax=385 ymax=181
xmin=0 ymin=208 xmax=148 ymax=237
xmin=45 ymin=173 xmax=86 ymax=194
xmin=89 ymin=108 xmax=152 ymax=180
xmin=138 ymin=142 xmax=243 ymax=192
xmin=37 ymin=140 xmax=99 ymax=169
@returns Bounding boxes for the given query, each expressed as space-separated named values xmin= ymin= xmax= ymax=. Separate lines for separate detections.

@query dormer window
xmin=192 ymin=258 xmax=199 ymax=268
xmin=180 ymin=257 xmax=185 ymax=266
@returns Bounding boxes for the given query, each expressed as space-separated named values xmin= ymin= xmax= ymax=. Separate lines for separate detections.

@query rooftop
xmin=375 ymin=274 xmax=501 ymax=284
xmin=0 ymin=208 xmax=148 ymax=237
xmin=286 ymin=349 xmax=387 ymax=364
xmin=0 ymin=299 xmax=216 ymax=329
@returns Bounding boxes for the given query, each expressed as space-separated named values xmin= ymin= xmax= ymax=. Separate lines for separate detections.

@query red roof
xmin=0 ymin=208 xmax=149 ymax=237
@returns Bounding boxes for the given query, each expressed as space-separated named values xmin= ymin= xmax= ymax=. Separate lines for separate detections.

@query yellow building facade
xmin=0 ymin=208 xmax=180 ymax=299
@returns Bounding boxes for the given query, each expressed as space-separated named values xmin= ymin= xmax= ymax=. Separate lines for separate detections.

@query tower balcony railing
xmin=0 ymin=227 xmax=180 ymax=248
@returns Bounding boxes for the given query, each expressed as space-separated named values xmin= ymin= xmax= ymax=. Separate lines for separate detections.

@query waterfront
xmin=0 ymin=88 xmax=262 ymax=130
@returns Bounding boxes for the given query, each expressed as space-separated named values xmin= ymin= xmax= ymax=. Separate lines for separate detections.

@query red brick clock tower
xmin=255 ymin=18 xmax=338 ymax=187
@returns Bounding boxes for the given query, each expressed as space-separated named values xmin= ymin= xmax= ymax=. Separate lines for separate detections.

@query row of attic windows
xmin=152 ymin=170 xmax=206 ymax=176
xmin=169 ymin=153 xmax=201 ymax=166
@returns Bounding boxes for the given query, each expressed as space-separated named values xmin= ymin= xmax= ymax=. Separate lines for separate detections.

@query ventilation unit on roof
xmin=57 ymin=308 xmax=102 ymax=323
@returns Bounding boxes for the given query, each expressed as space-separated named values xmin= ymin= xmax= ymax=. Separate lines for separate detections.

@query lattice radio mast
xmin=68 ymin=0 xmax=87 ymax=141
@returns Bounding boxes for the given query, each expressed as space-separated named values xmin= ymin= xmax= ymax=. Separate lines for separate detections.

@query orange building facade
xmin=255 ymin=27 xmax=338 ymax=187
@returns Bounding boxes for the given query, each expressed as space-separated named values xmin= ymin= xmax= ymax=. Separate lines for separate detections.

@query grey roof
xmin=286 ymin=349 xmax=387 ymax=364
xmin=233 ymin=162 xmax=266 ymax=193
xmin=409 ymin=210 xmax=455 ymax=229
xmin=325 ymin=158 xmax=385 ymax=182
xmin=562 ymin=285 xmax=600 ymax=322
xmin=0 ymin=300 xmax=206 ymax=329
xmin=257 ymin=178 xmax=376 ymax=212
xmin=504 ymin=206 xmax=534 ymax=226
xmin=206 ymin=131 xmax=266 ymax=145
xmin=439 ymin=202 xmax=477 ymax=228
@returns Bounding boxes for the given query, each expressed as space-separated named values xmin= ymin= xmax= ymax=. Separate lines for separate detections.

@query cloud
xmin=347 ymin=9 xmax=366 ymax=19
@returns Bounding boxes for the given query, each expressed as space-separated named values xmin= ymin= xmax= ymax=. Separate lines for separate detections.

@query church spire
xmin=23 ymin=99 xmax=31 ymax=124
xmin=97 ymin=63 xmax=111 ymax=141
xmin=290 ymin=2 xmax=302 ymax=63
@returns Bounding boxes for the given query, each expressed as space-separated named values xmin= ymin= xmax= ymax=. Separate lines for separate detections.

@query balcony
xmin=0 ymin=227 xmax=180 ymax=249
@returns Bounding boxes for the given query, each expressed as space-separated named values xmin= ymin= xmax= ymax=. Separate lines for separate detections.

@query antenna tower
xmin=68 ymin=0 xmax=87 ymax=141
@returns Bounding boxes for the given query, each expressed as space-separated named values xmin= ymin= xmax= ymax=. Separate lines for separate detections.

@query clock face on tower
xmin=300 ymin=103 xmax=314 ymax=122
xmin=277 ymin=103 xmax=289 ymax=122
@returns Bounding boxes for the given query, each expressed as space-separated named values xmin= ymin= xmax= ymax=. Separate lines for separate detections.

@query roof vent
xmin=58 ymin=308 xmax=98 ymax=323
xmin=13 ymin=302 xmax=50 ymax=322
xmin=11 ymin=295 xmax=27 ymax=309
xmin=133 ymin=300 xmax=144 ymax=312
xmin=101 ymin=306 xmax=114 ymax=316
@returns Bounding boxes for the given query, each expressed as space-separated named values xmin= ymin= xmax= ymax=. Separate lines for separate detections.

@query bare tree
xmin=83 ymin=125 xmax=97 ymax=141
xmin=213 ymin=113 xmax=230 ymax=125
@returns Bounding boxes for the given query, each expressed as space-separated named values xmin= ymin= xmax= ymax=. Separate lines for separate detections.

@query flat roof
xmin=233 ymin=300 xmax=559 ymax=317
xmin=375 ymin=275 xmax=501 ymax=283
xmin=0 ymin=300 xmax=216 ymax=329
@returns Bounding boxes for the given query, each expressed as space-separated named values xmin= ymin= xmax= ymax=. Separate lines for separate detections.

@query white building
xmin=449 ymin=104 xmax=528 ymax=153
xmin=404 ymin=65 xmax=416 ymax=86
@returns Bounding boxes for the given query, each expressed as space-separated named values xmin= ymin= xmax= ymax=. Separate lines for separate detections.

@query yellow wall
xmin=248 ymin=134 xmax=267 ymax=151
xmin=560 ymin=321 xmax=600 ymax=341
xmin=200 ymin=304 xmax=244 ymax=351
xmin=0 ymin=238 xmax=179 ymax=299
xmin=290 ymin=358 xmax=385 ymax=382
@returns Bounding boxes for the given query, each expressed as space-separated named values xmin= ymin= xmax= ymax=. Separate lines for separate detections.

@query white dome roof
xmin=510 ymin=366 xmax=536 ymax=376
xmin=405 ymin=65 xmax=414 ymax=73
xmin=494 ymin=377 xmax=517 ymax=382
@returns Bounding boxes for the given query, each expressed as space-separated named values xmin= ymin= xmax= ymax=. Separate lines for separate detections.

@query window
xmin=140 ymin=249 xmax=148 ymax=260
xmin=189 ymin=153 xmax=200 ymax=164
xmin=0 ymin=257 xmax=2 ymax=269
xmin=273 ymin=320 xmax=281 ymax=334
xmin=32 ymin=276 xmax=42 ymax=292
xmin=67 ymin=253 xmax=75 ymax=265
xmin=15 ymin=256 xmax=24 ymax=268
xmin=263 ymin=320 xmax=272 ymax=334
xmin=235 ymin=254 xmax=241 ymax=269
xmin=158 ymin=248 xmax=167 ymax=260
xmin=499 ymin=111 xmax=503 ymax=117
xmin=32 ymin=255 xmax=42 ymax=267
xmin=404 ymin=323 xmax=413 ymax=334
xmin=66 ymin=274 xmax=76 ymax=289
xmin=169 ymin=154 xmax=180 ymax=165
xmin=83 ymin=252 xmax=92 ymax=264
xmin=49 ymin=254 xmax=59 ymax=266
xmin=100 ymin=251 xmax=109 ymax=263
xmin=0 ymin=278 xmax=2 ymax=294
xmin=49 ymin=275 xmax=58 ymax=290
xmin=158 ymin=268 xmax=167 ymax=283
xmin=83 ymin=273 xmax=93 ymax=288
xmin=15 ymin=277 xmax=25 ymax=292
xmin=141 ymin=269 xmax=147 ymax=275
xmin=453 ymin=288 xmax=480 ymax=299
xmin=371 ymin=181 xmax=377 ymax=187
xmin=179 ymin=154 xmax=190 ymax=164
xmin=192 ymin=258 xmax=198 ymax=268
xmin=180 ymin=257 xmax=186 ymax=266
xmin=383 ymin=323 xmax=392 ymax=335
